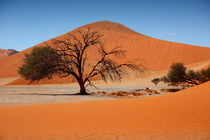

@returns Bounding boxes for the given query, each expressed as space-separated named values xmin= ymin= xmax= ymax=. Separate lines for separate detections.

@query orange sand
xmin=0 ymin=82 xmax=210 ymax=139
xmin=0 ymin=49 xmax=17 ymax=59
xmin=0 ymin=21 xmax=210 ymax=81
xmin=202 ymin=64 xmax=210 ymax=70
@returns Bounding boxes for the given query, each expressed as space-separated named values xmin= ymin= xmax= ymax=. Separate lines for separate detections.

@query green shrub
xmin=151 ymin=78 xmax=160 ymax=86
xmin=18 ymin=46 xmax=61 ymax=81
xmin=157 ymin=62 xmax=210 ymax=86
xmin=167 ymin=63 xmax=186 ymax=85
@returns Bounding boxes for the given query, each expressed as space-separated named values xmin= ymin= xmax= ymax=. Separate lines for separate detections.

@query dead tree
xmin=50 ymin=29 xmax=145 ymax=95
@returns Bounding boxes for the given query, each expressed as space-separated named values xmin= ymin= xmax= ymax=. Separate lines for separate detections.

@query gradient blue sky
xmin=0 ymin=0 xmax=210 ymax=51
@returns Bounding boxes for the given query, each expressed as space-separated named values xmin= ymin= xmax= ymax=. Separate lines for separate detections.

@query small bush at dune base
xmin=153 ymin=62 xmax=210 ymax=87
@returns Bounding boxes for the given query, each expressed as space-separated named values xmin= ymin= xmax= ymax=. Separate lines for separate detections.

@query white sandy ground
xmin=0 ymin=70 xmax=172 ymax=106
xmin=0 ymin=60 xmax=209 ymax=106
xmin=0 ymin=80 xmax=171 ymax=106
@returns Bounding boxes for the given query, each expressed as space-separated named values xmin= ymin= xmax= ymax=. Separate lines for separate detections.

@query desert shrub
xmin=160 ymin=76 xmax=170 ymax=84
xmin=196 ymin=67 xmax=210 ymax=83
xmin=18 ymin=46 xmax=61 ymax=81
xmin=157 ymin=62 xmax=210 ymax=87
xmin=167 ymin=63 xmax=186 ymax=85
xmin=151 ymin=78 xmax=160 ymax=86
xmin=185 ymin=69 xmax=199 ymax=85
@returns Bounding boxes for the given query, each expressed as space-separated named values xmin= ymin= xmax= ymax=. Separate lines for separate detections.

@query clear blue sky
xmin=0 ymin=0 xmax=210 ymax=51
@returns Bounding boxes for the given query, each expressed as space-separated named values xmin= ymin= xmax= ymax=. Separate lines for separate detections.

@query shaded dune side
xmin=0 ymin=82 xmax=209 ymax=139
xmin=1 ymin=21 xmax=210 ymax=85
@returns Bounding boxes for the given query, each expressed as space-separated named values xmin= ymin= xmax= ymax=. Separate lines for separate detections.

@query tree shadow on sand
xmin=22 ymin=93 xmax=91 ymax=96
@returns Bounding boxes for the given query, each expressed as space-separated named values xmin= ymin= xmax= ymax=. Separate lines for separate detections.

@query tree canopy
xmin=18 ymin=46 xmax=61 ymax=81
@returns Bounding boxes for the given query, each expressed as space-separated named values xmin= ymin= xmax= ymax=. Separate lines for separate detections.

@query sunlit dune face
xmin=0 ymin=21 xmax=210 ymax=85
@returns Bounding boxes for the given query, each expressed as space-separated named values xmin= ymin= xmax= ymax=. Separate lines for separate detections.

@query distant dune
xmin=0 ymin=48 xmax=18 ymax=59
xmin=0 ymin=21 xmax=210 ymax=85
xmin=0 ymin=81 xmax=209 ymax=139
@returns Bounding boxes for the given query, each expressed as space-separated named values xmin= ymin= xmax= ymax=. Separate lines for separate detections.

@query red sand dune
xmin=1 ymin=21 xmax=210 ymax=84
xmin=0 ymin=82 xmax=209 ymax=139
xmin=0 ymin=48 xmax=18 ymax=59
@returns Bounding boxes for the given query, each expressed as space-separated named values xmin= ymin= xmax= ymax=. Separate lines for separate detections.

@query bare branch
xmin=22 ymin=28 xmax=145 ymax=95
xmin=85 ymin=79 xmax=98 ymax=89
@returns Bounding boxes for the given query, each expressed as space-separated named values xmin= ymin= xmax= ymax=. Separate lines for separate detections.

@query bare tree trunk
xmin=78 ymin=81 xmax=88 ymax=95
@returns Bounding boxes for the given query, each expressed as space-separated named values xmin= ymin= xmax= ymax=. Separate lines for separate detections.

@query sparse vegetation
xmin=160 ymin=76 xmax=170 ymax=84
xmin=151 ymin=78 xmax=160 ymax=86
xmin=167 ymin=63 xmax=186 ymax=85
xmin=185 ymin=67 xmax=210 ymax=85
xmin=19 ymin=29 xmax=145 ymax=95
xmin=153 ymin=62 xmax=210 ymax=87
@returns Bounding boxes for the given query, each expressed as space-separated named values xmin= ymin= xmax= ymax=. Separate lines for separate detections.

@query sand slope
xmin=0 ymin=21 xmax=210 ymax=80
xmin=0 ymin=49 xmax=18 ymax=59
xmin=0 ymin=82 xmax=209 ymax=139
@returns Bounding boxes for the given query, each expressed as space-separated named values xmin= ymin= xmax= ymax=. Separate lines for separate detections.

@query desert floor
xmin=0 ymin=67 xmax=171 ymax=107
xmin=0 ymin=81 xmax=209 ymax=140
xmin=0 ymin=77 xmax=170 ymax=106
